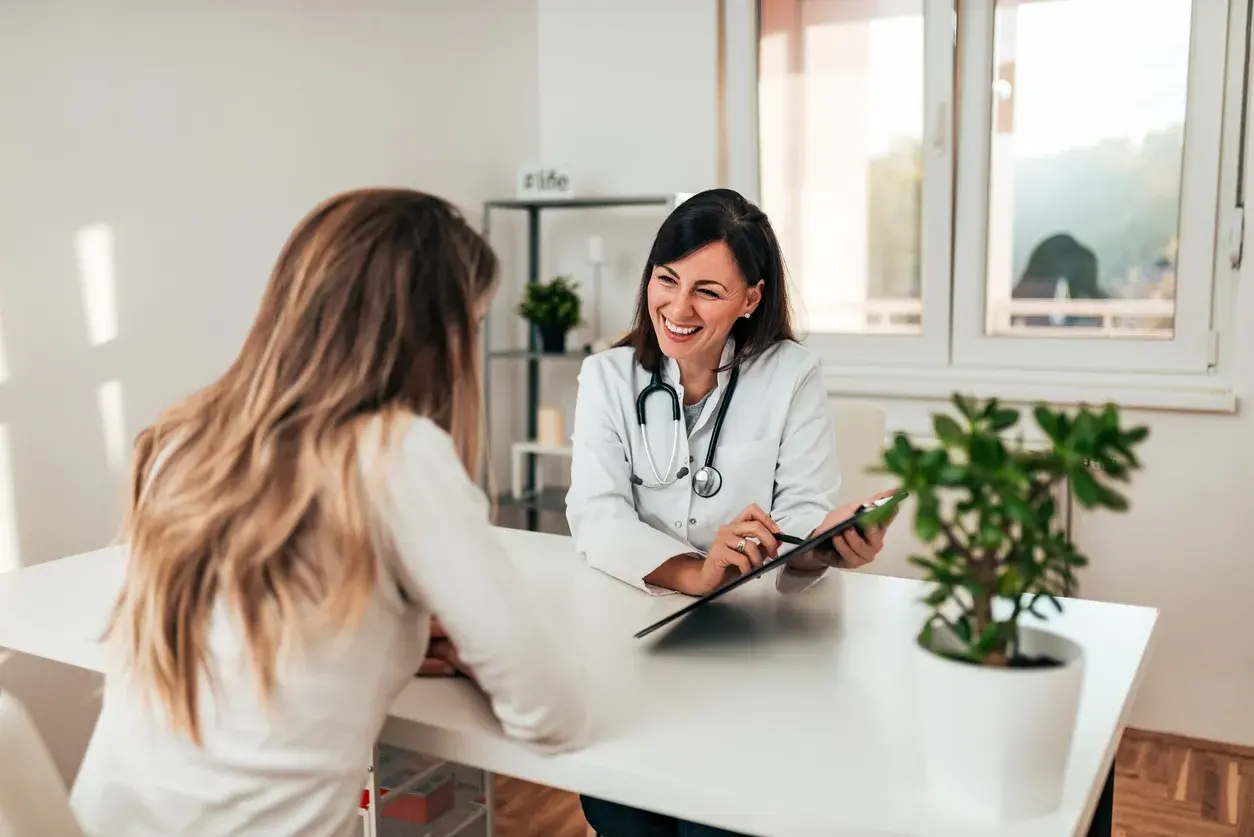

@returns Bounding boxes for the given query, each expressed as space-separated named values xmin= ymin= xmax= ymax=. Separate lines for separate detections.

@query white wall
xmin=0 ymin=0 xmax=538 ymax=781
xmin=519 ymin=0 xmax=720 ymax=491
xmin=534 ymin=0 xmax=1254 ymax=747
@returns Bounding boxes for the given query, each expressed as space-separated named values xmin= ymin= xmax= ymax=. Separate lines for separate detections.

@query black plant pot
xmin=536 ymin=323 xmax=569 ymax=354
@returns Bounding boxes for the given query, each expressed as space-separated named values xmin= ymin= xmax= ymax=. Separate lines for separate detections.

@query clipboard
xmin=633 ymin=490 xmax=908 ymax=639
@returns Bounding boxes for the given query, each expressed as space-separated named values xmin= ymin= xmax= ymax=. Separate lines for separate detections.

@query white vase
xmin=913 ymin=625 xmax=1084 ymax=822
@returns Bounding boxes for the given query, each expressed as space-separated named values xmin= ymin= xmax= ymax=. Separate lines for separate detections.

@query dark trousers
xmin=581 ymin=795 xmax=751 ymax=837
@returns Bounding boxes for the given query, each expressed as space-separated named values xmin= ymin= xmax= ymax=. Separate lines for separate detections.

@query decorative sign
xmin=516 ymin=165 xmax=575 ymax=200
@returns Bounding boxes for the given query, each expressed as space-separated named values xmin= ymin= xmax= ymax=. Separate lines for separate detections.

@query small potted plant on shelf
xmin=517 ymin=275 xmax=582 ymax=354
xmin=862 ymin=393 xmax=1149 ymax=822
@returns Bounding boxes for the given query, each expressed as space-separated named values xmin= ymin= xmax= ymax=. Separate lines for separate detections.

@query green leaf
xmin=1094 ymin=482 xmax=1129 ymax=511
xmin=979 ymin=522 xmax=1005 ymax=549
xmin=1034 ymin=406 xmax=1062 ymax=441
xmin=952 ymin=615 xmax=973 ymax=644
xmin=1071 ymin=468 xmax=1100 ymax=506
xmin=1003 ymin=494 xmax=1033 ymax=525
xmin=969 ymin=434 xmax=1004 ymax=469
xmin=1073 ymin=410 xmax=1099 ymax=451
xmin=915 ymin=513 xmax=942 ymax=542
xmin=933 ymin=414 xmax=964 ymax=445
xmin=953 ymin=393 xmax=979 ymax=420
xmin=990 ymin=408 xmax=1019 ymax=432
xmin=996 ymin=565 xmax=1024 ymax=597
xmin=975 ymin=621 xmax=1009 ymax=655
xmin=918 ymin=621 xmax=935 ymax=650
xmin=892 ymin=433 xmax=914 ymax=463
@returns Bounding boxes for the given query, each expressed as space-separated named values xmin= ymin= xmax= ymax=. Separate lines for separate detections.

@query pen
xmin=775 ymin=533 xmax=805 ymax=545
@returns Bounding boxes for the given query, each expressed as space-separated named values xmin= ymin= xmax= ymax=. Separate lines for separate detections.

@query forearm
xmin=643 ymin=554 xmax=708 ymax=595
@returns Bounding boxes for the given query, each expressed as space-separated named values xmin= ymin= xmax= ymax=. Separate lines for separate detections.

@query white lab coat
xmin=565 ymin=338 xmax=843 ymax=594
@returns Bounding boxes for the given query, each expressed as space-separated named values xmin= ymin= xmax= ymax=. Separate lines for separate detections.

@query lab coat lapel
xmin=687 ymin=338 xmax=736 ymax=438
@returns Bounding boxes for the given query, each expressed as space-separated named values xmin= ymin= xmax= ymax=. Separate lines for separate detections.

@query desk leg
xmin=1085 ymin=764 xmax=1115 ymax=836
xmin=483 ymin=769 xmax=496 ymax=837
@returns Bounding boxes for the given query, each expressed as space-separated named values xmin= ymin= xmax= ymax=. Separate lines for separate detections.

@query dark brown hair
xmin=106 ymin=188 xmax=497 ymax=744
xmin=617 ymin=188 xmax=795 ymax=373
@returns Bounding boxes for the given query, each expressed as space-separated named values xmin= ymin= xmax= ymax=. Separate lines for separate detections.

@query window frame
xmin=951 ymin=0 xmax=1233 ymax=376
xmin=744 ymin=0 xmax=958 ymax=368
xmin=723 ymin=0 xmax=1248 ymax=412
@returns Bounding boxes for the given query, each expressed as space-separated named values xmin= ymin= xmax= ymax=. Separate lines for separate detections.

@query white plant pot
xmin=914 ymin=625 xmax=1084 ymax=822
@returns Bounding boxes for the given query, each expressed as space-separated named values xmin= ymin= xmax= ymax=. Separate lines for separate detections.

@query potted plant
xmin=864 ymin=393 xmax=1149 ymax=822
xmin=517 ymin=275 xmax=582 ymax=353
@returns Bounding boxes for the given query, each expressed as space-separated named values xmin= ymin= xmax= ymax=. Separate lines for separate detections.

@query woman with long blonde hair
xmin=70 ymin=188 xmax=589 ymax=837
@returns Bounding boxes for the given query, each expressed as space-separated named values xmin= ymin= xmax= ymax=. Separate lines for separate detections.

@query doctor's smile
xmin=648 ymin=240 xmax=762 ymax=367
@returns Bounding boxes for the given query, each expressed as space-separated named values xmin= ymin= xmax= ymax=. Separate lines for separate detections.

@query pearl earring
xmin=742 ymin=312 xmax=751 ymax=318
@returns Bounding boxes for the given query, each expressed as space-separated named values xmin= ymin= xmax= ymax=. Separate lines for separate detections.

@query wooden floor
xmin=1113 ymin=729 xmax=1254 ymax=836
xmin=491 ymin=728 xmax=1254 ymax=836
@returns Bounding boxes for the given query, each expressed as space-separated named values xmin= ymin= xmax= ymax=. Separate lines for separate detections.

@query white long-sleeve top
xmin=565 ymin=339 xmax=843 ymax=594
xmin=71 ymin=416 xmax=588 ymax=837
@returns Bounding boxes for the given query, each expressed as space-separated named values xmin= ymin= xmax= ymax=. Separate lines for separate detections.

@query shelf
xmin=375 ymin=782 xmax=487 ymax=837
xmin=487 ymin=348 xmax=590 ymax=361
xmin=484 ymin=195 xmax=673 ymax=210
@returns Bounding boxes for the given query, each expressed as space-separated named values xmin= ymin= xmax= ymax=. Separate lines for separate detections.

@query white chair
xmin=0 ymin=691 xmax=84 ymax=837
xmin=830 ymin=400 xmax=889 ymax=504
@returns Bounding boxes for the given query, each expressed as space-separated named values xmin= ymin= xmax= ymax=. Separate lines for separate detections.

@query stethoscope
xmin=629 ymin=366 xmax=740 ymax=498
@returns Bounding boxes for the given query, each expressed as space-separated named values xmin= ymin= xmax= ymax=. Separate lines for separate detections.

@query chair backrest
xmin=0 ymin=691 xmax=84 ymax=837
xmin=830 ymin=400 xmax=889 ymax=505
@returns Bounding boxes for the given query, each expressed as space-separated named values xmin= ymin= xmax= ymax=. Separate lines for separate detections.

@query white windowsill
xmin=821 ymin=364 xmax=1238 ymax=415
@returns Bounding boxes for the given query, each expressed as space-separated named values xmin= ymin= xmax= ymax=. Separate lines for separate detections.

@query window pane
xmin=985 ymin=0 xmax=1191 ymax=339
xmin=758 ymin=0 xmax=926 ymax=335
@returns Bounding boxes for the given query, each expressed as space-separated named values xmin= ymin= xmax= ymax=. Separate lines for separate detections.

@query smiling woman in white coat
xmin=565 ymin=188 xmax=897 ymax=837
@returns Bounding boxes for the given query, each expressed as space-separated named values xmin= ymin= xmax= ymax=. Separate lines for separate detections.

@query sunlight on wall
xmin=0 ymin=424 xmax=21 ymax=573
xmin=97 ymin=380 xmax=127 ymax=473
xmin=74 ymin=223 xmax=118 ymax=346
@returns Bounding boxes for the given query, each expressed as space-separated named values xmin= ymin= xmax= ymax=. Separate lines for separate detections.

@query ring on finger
xmin=734 ymin=539 xmax=746 ymax=554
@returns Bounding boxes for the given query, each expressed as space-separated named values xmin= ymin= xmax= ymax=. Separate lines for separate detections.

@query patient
xmin=70 ymin=188 xmax=589 ymax=837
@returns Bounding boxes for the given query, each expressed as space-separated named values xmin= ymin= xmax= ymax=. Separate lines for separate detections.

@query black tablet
xmin=633 ymin=490 xmax=908 ymax=639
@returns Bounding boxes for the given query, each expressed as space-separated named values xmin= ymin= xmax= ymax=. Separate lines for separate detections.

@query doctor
xmin=566 ymin=188 xmax=896 ymax=837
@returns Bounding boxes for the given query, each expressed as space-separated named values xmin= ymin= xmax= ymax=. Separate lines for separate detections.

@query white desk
xmin=0 ymin=528 xmax=1156 ymax=836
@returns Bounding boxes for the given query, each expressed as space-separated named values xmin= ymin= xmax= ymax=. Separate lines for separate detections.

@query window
xmin=736 ymin=0 xmax=1247 ymax=398
xmin=757 ymin=0 xmax=953 ymax=366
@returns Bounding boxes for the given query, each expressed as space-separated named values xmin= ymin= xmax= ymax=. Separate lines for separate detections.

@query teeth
xmin=664 ymin=318 xmax=699 ymax=335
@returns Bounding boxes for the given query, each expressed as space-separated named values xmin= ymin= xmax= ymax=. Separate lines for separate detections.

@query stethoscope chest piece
xmin=692 ymin=464 xmax=722 ymax=498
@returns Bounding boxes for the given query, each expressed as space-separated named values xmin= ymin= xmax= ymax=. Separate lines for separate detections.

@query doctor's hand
xmin=788 ymin=490 xmax=898 ymax=573
xmin=691 ymin=504 xmax=783 ymax=595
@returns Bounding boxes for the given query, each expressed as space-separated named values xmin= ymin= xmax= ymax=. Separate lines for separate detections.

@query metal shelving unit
xmin=480 ymin=195 xmax=674 ymax=531
xmin=360 ymin=744 xmax=493 ymax=837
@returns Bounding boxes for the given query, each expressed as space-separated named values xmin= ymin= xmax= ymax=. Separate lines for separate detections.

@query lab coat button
xmin=674 ymin=521 xmax=682 ymax=529
xmin=689 ymin=518 xmax=697 ymax=524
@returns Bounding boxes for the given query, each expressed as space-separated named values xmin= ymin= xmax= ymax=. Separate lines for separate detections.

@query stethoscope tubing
xmin=634 ymin=366 xmax=740 ymax=496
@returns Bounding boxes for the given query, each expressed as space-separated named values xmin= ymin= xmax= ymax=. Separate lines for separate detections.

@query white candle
xmin=587 ymin=235 xmax=605 ymax=265
xmin=537 ymin=406 xmax=566 ymax=446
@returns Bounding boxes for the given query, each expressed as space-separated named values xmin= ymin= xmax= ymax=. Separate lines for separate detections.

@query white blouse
xmin=70 ymin=416 xmax=589 ymax=837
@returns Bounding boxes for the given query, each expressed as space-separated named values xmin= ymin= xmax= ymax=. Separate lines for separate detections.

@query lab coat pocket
xmin=700 ymin=439 xmax=778 ymax=523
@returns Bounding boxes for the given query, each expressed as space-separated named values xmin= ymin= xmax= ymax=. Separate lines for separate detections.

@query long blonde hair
xmin=105 ymin=188 xmax=497 ymax=744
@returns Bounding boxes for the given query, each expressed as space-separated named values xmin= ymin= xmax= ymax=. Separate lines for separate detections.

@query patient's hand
xmin=418 ymin=617 xmax=475 ymax=681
